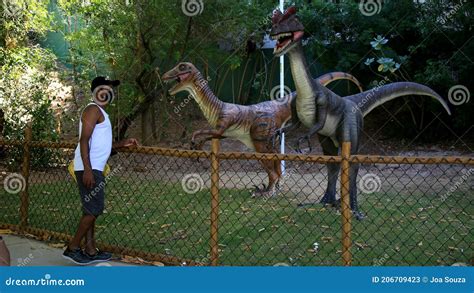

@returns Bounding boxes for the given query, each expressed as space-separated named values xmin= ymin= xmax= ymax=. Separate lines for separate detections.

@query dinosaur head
xmin=270 ymin=6 xmax=305 ymax=57
xmin=162 ymin=62 xmax=200 ymax=95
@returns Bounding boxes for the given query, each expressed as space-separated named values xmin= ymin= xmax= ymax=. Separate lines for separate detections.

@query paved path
xmin=2 ymin=235 xmax=136 ymax=267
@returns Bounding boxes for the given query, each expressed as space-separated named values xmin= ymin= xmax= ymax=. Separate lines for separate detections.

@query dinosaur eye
xmin=179 ymin=64 xmax=187 ymax=71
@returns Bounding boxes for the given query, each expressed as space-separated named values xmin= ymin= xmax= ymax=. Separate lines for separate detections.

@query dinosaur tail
xmin=347 ymin=82 xmax=451 ymax=117
xmin=316 ymin=72 xmax=364 ymax=93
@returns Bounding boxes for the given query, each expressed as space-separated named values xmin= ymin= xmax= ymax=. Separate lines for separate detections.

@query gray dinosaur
xmin=270 ymin=7 xmax=452 ymax=219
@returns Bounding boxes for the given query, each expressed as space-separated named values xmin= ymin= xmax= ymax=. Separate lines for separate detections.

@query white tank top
xmin=73 ymin=103 xmax=112 ymax=171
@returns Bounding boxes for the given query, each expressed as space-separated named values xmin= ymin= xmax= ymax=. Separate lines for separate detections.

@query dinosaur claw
xmin=191 ymin=140 xmax=205 ymax=151
xmin=353 ymin=210 xmax=366 ymax=221
xmin=296 ymin=135 xmax=311 ymax=153
xmin=252 ymin=184 xmax=274 ymax=198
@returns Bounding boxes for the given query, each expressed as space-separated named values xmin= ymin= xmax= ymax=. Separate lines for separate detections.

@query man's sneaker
xmin=63 ymin=248 xmax=93 ymax=265
xmin=84 ymin=248 xmax=112 ymax=263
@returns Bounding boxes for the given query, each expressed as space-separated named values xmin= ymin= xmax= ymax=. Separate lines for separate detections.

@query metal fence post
xmin=210 ymin=138 xmax=220 ymax=266
xmin=20 ymin=123 xmax=32 ymax=230
xmin=340 ymin=141 xmax=352 ymax=266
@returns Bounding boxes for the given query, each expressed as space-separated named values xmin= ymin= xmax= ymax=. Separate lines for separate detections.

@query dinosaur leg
xmin=274 ymin=159 xmax=282 ymax=191
xmin=191 ymin=128 xmax=225 ymax=149
xmin=318 ymin=135 xmax=340 ymax=206
xmin=348 ymin=120 xmax=365 ymax=221
xmin=252 ymin=142 xmax=280 ymax=198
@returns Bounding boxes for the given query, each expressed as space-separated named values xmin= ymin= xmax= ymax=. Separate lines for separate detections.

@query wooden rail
xmin=340 ymin=142 xmax=352 ymax=266
xmin=20 ymin=124 xmax=32 ymax=229
xmin=2 ymin=139 xmax=473 ymax=165
xmin=210 ymin=139 xmax=221 ymax=266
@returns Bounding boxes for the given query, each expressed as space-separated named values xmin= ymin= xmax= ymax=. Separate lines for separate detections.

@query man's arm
xmin=80 ymin=106 xmax=102 ymax=189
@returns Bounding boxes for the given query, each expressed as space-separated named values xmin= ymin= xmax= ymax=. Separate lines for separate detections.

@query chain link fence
xmin=0 ymin=132 xmax=473 ymax=266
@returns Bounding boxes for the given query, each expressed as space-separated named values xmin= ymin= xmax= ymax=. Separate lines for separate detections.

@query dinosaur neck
xmin=287 ymin=43 xmax=322 ymax=126
xmin=185 ymin=73 xmax=223 ymax=127
xmin=287 ymin=43 xmax=321 ymax=99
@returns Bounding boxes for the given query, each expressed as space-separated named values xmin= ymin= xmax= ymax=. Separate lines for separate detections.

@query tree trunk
xmin=141 ymin=108 xmax=148 ymax=145
xmin=151 ymin=100 xmax=158 ymax=140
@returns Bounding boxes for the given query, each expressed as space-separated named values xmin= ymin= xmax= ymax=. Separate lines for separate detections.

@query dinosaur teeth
xmin=271 ymin=33 xmax=293 ymax=41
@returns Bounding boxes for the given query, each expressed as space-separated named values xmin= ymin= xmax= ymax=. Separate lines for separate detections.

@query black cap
xmin=91 ymin=76 xmax=121 ymax=92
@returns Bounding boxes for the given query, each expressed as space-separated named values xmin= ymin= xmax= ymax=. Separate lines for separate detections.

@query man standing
xmin=63 ymin=77 xmax=138 ymax=265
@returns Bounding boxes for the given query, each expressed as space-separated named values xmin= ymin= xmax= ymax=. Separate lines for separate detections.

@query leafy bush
xmin=1 ymin=1 xmax=61 ymax=169
xmin=295 ymin=0 xmax=473 ymax=140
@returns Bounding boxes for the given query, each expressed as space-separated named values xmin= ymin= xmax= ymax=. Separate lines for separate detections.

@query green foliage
xmin=0 ymin=46 xmax=61 ymax=169
xmin=55 ymin=0 xmax=277 ymax=131
xmin=1 ymin=0 xmax=472 ymax=144
xmin=1 ymin=1 xmax=60 ymax=168
xmin=363 ymin=36 xmax=402 ymax=75
xmin=293 ymin=0 xmax=473 ymax=140
xmin=0 ymin=0 xmax=51 ymax=48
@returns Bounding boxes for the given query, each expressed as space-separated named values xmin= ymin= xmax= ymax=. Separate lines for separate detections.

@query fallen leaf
xmin=321 ymin=236 xmax=333 ymax=243
xmin=354 ymin=242 xmax=370 ymax=249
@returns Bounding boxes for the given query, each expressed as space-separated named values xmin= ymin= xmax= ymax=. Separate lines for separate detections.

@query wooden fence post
xmin=340 ymin=142 xmax=352 ymax=266
xmin=209 ymin=138 xmax=220 ymax=266
xmin=20 ymin=123 xmax=32 ymax=230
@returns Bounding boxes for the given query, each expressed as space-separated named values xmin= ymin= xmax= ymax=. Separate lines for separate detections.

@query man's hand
xmin=114 ymin=138 xmax=139 ymax=148
xmin=83 ymin=169 xmax=96 ymax=189
xmin=121 ymin=138 xmax=139 ymax=147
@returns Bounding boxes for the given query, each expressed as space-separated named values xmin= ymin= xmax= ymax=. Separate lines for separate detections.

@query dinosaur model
xmin=270 ymin=7 xmax=452 ymax=219
xmin=162 ymin=62 xmax=363 ymax=197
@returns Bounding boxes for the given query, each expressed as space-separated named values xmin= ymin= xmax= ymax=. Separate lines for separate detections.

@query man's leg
xmin=84 ymin=217 xmax=97 ymax=255
xmin=68 ymin=215 xmax=96 ymax=251
xmin=63 ymin=170 xmax=100 ymax=264
xmin=79 ymin=170 xmax=111 ymax=261
xmin=63 ymin=214 xmax=96 ymax=265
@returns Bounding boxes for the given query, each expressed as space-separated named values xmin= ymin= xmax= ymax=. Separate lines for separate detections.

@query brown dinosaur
xmin=162 ymin=62 xmax=363 ymax=196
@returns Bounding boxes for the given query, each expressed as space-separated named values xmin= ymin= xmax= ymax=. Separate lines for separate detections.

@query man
xmin=63 ymin=77 xmax=138 ymax=265
xmin=0 ymin=236 xmax=10 ymax=266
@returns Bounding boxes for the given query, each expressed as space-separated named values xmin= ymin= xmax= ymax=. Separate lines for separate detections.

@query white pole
xmin=279 ymin=0 xmax=286 ymax=176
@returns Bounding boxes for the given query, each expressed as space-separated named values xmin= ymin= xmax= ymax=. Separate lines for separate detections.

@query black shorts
xmin=75 ymin=170 xmax=106 ymax=216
